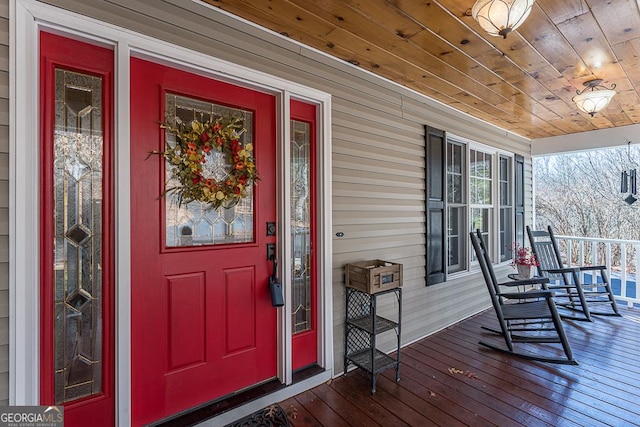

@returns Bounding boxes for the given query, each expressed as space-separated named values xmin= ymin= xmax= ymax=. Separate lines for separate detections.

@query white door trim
xmin=10 ymin=0 xmax=333 ymax=425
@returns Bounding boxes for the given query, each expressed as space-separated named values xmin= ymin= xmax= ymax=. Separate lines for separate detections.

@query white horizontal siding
xmin=27 ymin=0 xmax=534 ymax=380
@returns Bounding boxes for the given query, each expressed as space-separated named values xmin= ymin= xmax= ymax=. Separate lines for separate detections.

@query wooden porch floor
xmin=280 ymin=306 xmax=640 ymax=426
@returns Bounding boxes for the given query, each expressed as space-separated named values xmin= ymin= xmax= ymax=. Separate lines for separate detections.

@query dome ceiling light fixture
xmin=572 ymin=78 xmax=617 ymax=117
xmin=471 ymin=0 xmax=536 ymax=39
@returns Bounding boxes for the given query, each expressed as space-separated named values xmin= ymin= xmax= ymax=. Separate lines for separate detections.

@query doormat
xmin=224 ymin=404 xmax=290 ymax=427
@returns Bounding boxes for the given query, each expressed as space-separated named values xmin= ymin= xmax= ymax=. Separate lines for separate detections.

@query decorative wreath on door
xmin=155 ymin=115 xmax=258 ymax=209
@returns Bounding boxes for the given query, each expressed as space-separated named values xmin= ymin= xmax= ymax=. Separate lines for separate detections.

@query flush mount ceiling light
xmin=471 ymin=0 xmax=536 ymax=39
xmin=572 ymin=79 xmax=617 ymax=117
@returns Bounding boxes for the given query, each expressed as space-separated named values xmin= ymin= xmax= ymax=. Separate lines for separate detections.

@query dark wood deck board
xmin=375 ymin=373 xmax=468 ymax=427
xmin=431 ymin=330 xmax=617 ymax=421
xmin=341 ymin=373 xmax=435 ymax=427
xmin=291 ymin=389 xmax=351 ymax=427
xmin=402 ymin=346 xmax=557 ymax=427
xmin=451 ymin=320 xmax=635 ymax=398
xmin=323 ymin=370 xmax=413 ymax=427
xmin=305 ymin=383 xmax=382 ymax=426
xmin=282 ymin=306 xmax=640 ymax=426
xmin=460 ymin=315 xmax=640 ymax=415
xmin=419 ymin=331 xmax=604 ymax=427
xmin=280 ymin=396 xmax=323 ymax=427
xmin=403 ymin=349 xmax=528 ymax=425
xmin=451 ymin=314 xmax=640 ymax=425
xmin=411 ymin=340 xmax=581 ymax=426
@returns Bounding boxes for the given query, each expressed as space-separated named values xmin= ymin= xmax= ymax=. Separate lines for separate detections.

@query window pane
xmin=500 ymin=156 xmax=508 ymax=181
xmin=164 ymin=94 xmax=255 ymax=247
xmin=480 ymin=152 xmax=492 ymax=177
xmin=471 ymin=208 xmax=491 ymax=261
xmin=470 ymin=149 xmax=492 ymax=206
xmin=54 ymin=68 xmax=104 ymax=404
xmin=500 ymin=182 xmax=508 ymax=205
xmin=447 ymin=142 xmax=465 ymax=204
xmin=471 ymin=208 xmax=490 ymax=234
xmin=470 ymin=176 xmax=478 ymax=204
xmin=448 ymin=143 xmax=462 ymax=174
xmin=447 ymin=170 xmax=463 ymax=204
xmin=482 ymin=179 xmax=492 ymax=204
xmin=291 ymin=119 xmax=313 ymax=334
xmin=447 ymin=207 xmax=466 ymax=272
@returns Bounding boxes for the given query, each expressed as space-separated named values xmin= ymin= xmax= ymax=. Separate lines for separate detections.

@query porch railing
xmin=554 ymin=234 xmax=640 ymax=308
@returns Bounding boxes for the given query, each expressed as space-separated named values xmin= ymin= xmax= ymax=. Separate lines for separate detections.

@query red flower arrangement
xmin=510 ymin=242 xmax=539 ymax=267
xmin=155 ymin=114 xmax=258 ymax=209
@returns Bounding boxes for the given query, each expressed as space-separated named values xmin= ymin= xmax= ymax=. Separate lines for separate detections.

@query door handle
xmin=269 ymin=258 xmax=284 ymax=307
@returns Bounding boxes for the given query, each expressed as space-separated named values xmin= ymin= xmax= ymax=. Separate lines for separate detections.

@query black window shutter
xmin=425 ymin=125 xmax=446 ymax=285
xmin=515 ymin=154 xmax=525 ymax=246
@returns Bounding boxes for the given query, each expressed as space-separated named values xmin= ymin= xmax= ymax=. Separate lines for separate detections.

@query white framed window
xmin=445 ymin=137 xmax=515 ymax=272
xmin=470 ymin=148 xmax=493 ymax=261
xmin=447 ymin=141 xmax=467 ymax=273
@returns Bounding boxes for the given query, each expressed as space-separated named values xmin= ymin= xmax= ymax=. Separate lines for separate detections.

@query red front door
xmin=130 ymin=58 xmax=277 ymax=425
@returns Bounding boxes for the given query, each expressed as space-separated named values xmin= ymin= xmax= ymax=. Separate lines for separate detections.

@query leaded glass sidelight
xmin=53 ymin=69 xmax=104 ymax=403
xmin=291 ymin=120 xmax=312 ymax=334
xmin=165 ymin=94 xmax=255 ymax=247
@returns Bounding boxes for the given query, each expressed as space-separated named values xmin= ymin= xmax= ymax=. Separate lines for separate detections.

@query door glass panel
xmin=165 ymin=94 xmax=254 ymax=247
xmin=291 ymin=120 xmax=312 ymax=334
xmin=53 ymin=69 xmax=103 ymax=403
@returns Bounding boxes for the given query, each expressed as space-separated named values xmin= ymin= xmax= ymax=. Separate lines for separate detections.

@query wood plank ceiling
xmin=201 ymin=0 xmax=640 ymax=140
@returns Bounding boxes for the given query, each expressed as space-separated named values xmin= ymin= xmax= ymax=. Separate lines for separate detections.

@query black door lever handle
xmin=269 ymin=257 xmax=284 ymax=307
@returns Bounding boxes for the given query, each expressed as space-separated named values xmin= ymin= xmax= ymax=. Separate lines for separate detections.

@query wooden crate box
xmin=345 ymin=260 xmax=403 ymax=294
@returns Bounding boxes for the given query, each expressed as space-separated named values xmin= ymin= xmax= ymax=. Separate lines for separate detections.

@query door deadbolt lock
xmin=266 ymin=222 xmax=276 ymax=236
